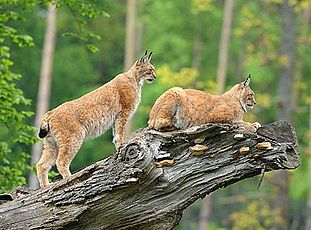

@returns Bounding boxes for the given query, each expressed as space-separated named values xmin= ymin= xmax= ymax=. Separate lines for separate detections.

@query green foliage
xmin=0 ymin=143 xmax=30 ymax=193
xmin=0 ymin=1 xmax=38 ymax=193
xmin=57 ymin=0 xmax=110 ymax=52
xmin=290 ymin=144 xmax=310 ymax=201
xmin=207 ymin=222 xmax=226 ymax=230
xmin=157 ymin=64 xmax=199 ymax=88
xmin=230 ymin=200 xmax=283 ymax=230
xmin=191 ymin=0 xmax=215 ymax=14
xmin=51 ymin=44 xmax=101 ymax=105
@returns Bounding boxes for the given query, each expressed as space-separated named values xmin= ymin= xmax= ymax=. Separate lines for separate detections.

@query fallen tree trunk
xmin=0 ymin=121 xmax=300 ymax=230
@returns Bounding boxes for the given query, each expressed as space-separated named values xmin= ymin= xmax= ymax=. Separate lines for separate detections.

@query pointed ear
xmin=148 ymin=51 xmax=153 ymax=61
xmin=243 ymin=74 xmax=251 ymax=87
xmin=139 ymin=50 xmax=149 ymax=63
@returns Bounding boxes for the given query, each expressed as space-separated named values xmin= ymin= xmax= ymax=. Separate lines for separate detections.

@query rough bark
xmin=29 ymin=4 xmax=57 ymax=188
xmin=0 ymin=121 xmax=299 ymax=230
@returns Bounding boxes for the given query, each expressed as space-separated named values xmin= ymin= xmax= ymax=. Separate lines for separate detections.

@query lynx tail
xmin=38 ymin=112 xmax=51 ymax=138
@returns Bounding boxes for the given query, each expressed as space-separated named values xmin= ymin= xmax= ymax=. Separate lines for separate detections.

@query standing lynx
xmin=148 ymin=75 xmax=260 ymax=132
xmin=37 ymin=51 xmax=156 ymax=188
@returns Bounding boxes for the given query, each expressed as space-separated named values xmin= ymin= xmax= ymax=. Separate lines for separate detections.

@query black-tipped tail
xmin=0 ymin=194 xmax=13 ymax=201
xmin=38 ymin=128 xmax=48 ymax=138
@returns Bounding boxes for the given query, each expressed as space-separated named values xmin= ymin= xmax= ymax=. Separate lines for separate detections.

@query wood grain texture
xmin=0 ymin=121 xmax=300 ymax=230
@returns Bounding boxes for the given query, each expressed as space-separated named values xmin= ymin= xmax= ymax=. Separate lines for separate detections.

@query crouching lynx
xmin=148 ymin=75 xmax=260 ymax=132
xmin=37 ymin=51 xmax=156 ymax=188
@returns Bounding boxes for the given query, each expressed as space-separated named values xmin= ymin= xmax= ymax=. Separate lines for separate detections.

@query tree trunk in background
xmin=271 ymin=0 xmax=296 ymax=229
xmin=135 ymin=2 xmax=143 ymax=58
xmin=198 ymin=194 xmax=212 ymax=230
xmin=216 ymin=0 xmax=233 ymax=94
xmin=124 ymin=0 xmax=136 ymax=71
xmin=28 ymin=4 xmax=57 ymax=189
xmin=124 ymin=0 xmax=136 ymax=137
xmin=192 ymin=36 xmax=202 ymax=71
xmin=198 ymin=1 xmax=234 ymax=229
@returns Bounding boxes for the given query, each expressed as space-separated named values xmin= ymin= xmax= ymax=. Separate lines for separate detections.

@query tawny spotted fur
xmin=37 ymin=51 xmax=156 ymax=188
xmin=148 ymin=75 xmax=260 ymax=132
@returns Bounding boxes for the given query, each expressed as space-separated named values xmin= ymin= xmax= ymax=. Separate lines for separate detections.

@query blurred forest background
xmin=0 ymin=0 xmax=310 ymax=229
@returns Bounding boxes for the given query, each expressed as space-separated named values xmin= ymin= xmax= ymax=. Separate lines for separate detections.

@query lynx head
xmin=235 ymin=74 xmax=256 ymax=112
xmin=132 ymin=50 xmax=156 ymax=84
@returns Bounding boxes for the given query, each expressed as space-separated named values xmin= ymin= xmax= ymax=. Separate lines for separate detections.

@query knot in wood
xmin=122 ymin=143 xmax=141 ymax=161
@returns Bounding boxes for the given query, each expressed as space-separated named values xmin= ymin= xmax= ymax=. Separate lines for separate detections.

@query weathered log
xmin=0 ymin=120 xmax=300 ymax=230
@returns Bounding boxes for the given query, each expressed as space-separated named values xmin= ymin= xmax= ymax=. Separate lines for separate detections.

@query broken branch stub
xmin=0 ymin=121 xmax=300 ymax=230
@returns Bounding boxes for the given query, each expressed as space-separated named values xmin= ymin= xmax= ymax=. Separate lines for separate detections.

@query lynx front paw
xmin=252 ymin=122 xmax=261 ymax=130
xmin=117 ymin=143 xmax=126 ymax=151
xmin=238 ymin=121 xmax=262 ymax=132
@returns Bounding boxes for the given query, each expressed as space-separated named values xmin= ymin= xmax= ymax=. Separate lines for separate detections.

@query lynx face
xmin=244 ymin=89 xmax=256 ymax=108
xmin=135 ymin=51 xmax=156 ymax=84
xmin=139 ymin=63 xmax=156 ymax=83
xmin=238 ymin=76 xmax=256 ymax=112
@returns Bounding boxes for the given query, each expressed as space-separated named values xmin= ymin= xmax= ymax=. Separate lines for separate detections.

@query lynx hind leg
xmin=238 ymin=121 xmax=261 ymax=132
xmin=148 ymin=96 xmax=172 ymax=131
xmin=150 ymin=117 xmax=175 ymax=131
xmin=37 ymin=138 xmax=58 ymax=188
xmin=148 ymin=87 xmax=187 ymax=131
xmin=55 ymin=131 xmax=85 ymax=180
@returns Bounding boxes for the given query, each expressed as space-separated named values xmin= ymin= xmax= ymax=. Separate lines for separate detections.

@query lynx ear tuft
xmin=139 ymin=50 xmax=152 ymax=64
xmin=243 ymin=74 xmax=251 ymax=87
xmin=148 ymin=51 xmax=153 ymax=61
